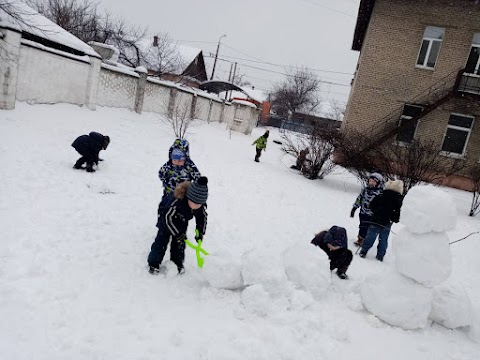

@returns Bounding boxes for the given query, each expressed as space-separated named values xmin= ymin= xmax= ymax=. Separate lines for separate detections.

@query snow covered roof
xmin=232 ymin=99 xmax=258 ymax=108
xmin=138 ymin=37 xmax=202 ymax=75
xmin=0 ymin=0 xmax=99 ymax=58
xmin=241 ymin=87 xmax=267 ymax=103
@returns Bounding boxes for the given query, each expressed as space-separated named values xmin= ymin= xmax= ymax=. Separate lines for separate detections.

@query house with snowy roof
xmin=140 ymin=36 xmax=207 ymax=87
xmin=0 ymin=0 xmax=101 ymax=109
xmin=342 ymin=0 xmax=480 ymax=190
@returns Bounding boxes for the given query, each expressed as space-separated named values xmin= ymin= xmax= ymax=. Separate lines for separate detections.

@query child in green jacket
xmin=252 ymin=130 xmax=269 ymax=162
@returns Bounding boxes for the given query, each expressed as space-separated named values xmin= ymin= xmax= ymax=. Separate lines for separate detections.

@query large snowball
xmin=202 ymin=253 xmax=244 ymax=290
xmin=361 ymin=270 xmax=433 ymax=330
xmin=241 ymin=250 xmax=287 ymax=295
xmin=429 ymin=283 xmax=472 ymax=329
xmin=283 ymin=242 xmax=331 ymax=299
xmin=241 ymin=284 xmax=271 ymax=317
xmin=400 ymin=186 xmax=456 ymax=234
xmin=394 ymin=228 xmax=451 ymax=287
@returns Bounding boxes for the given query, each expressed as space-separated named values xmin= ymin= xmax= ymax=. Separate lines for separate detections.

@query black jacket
xmin=157 ymin=185 xmax=207 ymax=240
xmin=370 ymin=189 xmax=403 ymax=225
xmin=71 ymin=132 xmax=105 ymax=159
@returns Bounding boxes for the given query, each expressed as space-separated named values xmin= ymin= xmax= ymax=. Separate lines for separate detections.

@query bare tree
xmin=467 ymin=166 xmax=480 ymax=216
xmin=162 ymin=90 xmax=194 ymax=139
xmin=336 ymin=133 xmax=463 ymax=194
xmin=270 ymin=66 xmax=321 ymax=118
xmin=282 ymin=123 xmax=338 ymax=180
xmin=144 ymin=32 xmax=183 ymax=77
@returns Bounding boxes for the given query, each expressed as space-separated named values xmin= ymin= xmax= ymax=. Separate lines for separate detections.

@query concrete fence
xmin=0 ymin=27 xmax=259 ymax=134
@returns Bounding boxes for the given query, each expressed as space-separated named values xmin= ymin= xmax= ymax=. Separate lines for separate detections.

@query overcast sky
xmin=97 ymin=0 xmax=361 ymax=108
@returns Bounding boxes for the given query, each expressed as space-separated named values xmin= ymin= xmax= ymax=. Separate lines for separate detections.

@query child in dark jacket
xmin=72 ymin=132 xmax=110 ymax=172
xmin=311 ymin=226 xmax=353 ymax=280
xmin=158 ymin=139 xmax=201 ymax=198
xmin=359 ymin=180 xmax=404 ymax=261
xmin=148 ymin=177 xmax=208 ymax=274
xmin=252 ymin=130 xmax=269 ymax=162
xmin=350 ymin=172 xmax=383 ymax=246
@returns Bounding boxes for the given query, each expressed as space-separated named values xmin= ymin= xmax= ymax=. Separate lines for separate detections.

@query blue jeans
xmin=360 ymin=223 xmax=392 ymax=259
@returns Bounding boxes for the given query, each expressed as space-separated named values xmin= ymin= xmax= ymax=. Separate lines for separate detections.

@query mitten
xmin=195 ymin=231 xmax=203 ymax=243
xmin=350 ymin=207 xmax=357 ymax=218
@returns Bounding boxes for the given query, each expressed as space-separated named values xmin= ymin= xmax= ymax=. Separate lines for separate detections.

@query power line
xmin=296 ymin=0 xmax=356 ymax=18
xmin=211 ymin=51 xmax=354 ymax=76
xmin=205 ymin=55 xmax=351 ymax=88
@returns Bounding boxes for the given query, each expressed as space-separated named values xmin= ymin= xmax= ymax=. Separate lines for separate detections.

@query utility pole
xmin=210 ymin=34 xmax=226 ymax=80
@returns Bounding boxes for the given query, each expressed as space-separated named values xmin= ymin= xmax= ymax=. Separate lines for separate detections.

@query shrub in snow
xmin=283 ymin=242 xmax=330 ymax=299
xmin=202 ymin=253 xmax=244 ymax=290
xmin=361 ymin=270 xmax=433 ymax=330
xmin=394 ymin=228 xmax=452 ymax=287
xmin=241 ymin=250 xmax=287 ymax=295
xmin=400 ymin=186 xmax=456 ymax=234
xmin=241 ymin=284 xmax=271 ymax=317
xmin=429 ymin=283 xmax=472 ymax=329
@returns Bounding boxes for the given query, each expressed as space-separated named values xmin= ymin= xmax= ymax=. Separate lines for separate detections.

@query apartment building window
xmin=396 ymin=104 xmax=424 ymax=144
xmin=441 ymin=114 xmax=474 ymax=156
xmin=465 ymin=33 xmax=480 ymax=75
xmin=416 ymin=26 xmax=445 ymax=69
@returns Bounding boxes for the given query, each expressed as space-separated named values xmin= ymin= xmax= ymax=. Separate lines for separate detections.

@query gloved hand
xmin=195 ymin=231 xmax=203 ymax=243
xmin=177 ymin=233 xmax=187 ymax=243
xmin=350 ymin=207 xmax=357 ymax=218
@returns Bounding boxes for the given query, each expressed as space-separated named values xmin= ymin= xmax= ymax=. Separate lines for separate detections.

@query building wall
xmin=16 ymin=44 xmax=90 ymax=105
xmin=196 ymin=96 xmax=211 ymax=120
xmin=96 ymin=67 xmax=138 ymax=110
xmin=344 ymin=0 xmax=480 ymax=182
xmin=142 ymin=80 xmax=171 ymax=115
xmin=345 ymin=0 xmax=480 ymax=132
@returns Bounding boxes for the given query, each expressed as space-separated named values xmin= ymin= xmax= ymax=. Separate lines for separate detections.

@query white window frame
xmin=416 ymin=26 xmax=445 ymax=70
xmin=440 ymin=113 xmax=475 ymax=158
xmin=396 ymin=104 xmax=424 ymax=145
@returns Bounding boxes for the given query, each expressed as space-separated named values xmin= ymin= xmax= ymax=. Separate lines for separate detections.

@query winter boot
xmin=359 ymin=252 xmax=366 ymax=258
xmin=149 ymin=266 xmax=160 ymax=275
xmin=336 ymin=270 xmax=349 ymax=280
xmin=376 ymin=255 xmax=384 ymax=262
xmin=177 ymin=266 xmax=185 ymax=275
xmin=86 ymin=164 xmax=95 ymax=173
xmin=353 ymin=236 xmax=364 ymax=247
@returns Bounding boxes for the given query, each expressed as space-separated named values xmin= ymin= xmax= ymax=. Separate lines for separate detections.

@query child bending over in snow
xmin=158 ymin=139 xmax=201 ymax=199
xmin=72 ymin=131 xmax=110 ymax=172
xmin=148 ymin=177 xmax=208 ymax=275
xmin=311 ymin=226 xmax=353 ymax=280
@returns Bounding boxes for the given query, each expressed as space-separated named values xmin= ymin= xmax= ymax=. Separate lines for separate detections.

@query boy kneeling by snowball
xmin=311 ymin=226 xmax=353 ymax=280
xmin=147 ymin=177 xmax=208 ymax=275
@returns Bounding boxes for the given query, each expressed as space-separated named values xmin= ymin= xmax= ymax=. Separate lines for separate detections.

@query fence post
xmin=85 ymin=56 xmax=101 ymax=110
xmin=0 ymin=28 xmax=22 ymax=110
xmin=134 ymin=67 xmax=148 ymax=114
xmin=190 ymin=93 xmax=197 ymax=119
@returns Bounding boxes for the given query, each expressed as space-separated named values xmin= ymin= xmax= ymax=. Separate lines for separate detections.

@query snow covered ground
xmin=1 ymin=103 xmax=479 ymax=360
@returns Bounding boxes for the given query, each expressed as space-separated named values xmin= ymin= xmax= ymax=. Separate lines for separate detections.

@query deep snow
xmin=1 ymin=103 xmax=480 ymax=359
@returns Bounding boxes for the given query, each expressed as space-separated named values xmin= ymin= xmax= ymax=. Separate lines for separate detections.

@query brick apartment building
xmin=343 ymin=0 xmax=480 ymax=189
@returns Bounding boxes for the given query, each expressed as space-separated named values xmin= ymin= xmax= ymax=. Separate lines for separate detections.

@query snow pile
xmin=429 ymin=283 xmax=472 ymax=329
xmin=202 ymin=253 xmax=244 ymax=290
xmin=361 ymin=270 xmax=433 ymax=330
xmin=361 ymin=186 xmax=464 ymax=330
xmin=400 ymin=186 xmax=456 ymax=233
xmin=241 ymin=250 xmax=287 ymax=295
xmin=394 ymin=229 xmax=452 ymax=287
xmin=469 ymin=309 xmax=480 ymax=343
xmin=241 ymin=284 xmax=272 ymax=317
xmin=283 ymin=242 xmax=330 ymax=299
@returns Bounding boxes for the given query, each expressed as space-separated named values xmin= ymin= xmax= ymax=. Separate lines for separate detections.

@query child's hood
xmin=169 ymin=139 xmax=191 ymax=160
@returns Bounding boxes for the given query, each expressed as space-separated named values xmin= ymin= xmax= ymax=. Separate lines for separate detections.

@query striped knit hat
xmin=187 ymin=177 xmax=209 ymax=204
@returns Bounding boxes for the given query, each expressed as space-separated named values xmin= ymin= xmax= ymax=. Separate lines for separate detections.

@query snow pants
xmin=147 ymin=228 xmax=185 ymax=271
xmin=255 ymin=148 xmax=262 ymax=162
xmin=361 ymin=223 xmax=392 ymax=260
xmin=358 ymin=212 xmax=372 ymax=240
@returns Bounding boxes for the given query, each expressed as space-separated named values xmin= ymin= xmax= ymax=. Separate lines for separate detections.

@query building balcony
xmin=458 ymin=73 xmax=480 ymax=96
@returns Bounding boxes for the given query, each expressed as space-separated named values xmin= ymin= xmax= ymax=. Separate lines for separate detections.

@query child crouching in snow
xmin=311 ymin=226 xmax=353 ymax=280
xmin=147 ymin=177 xmax=208 ymax=275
